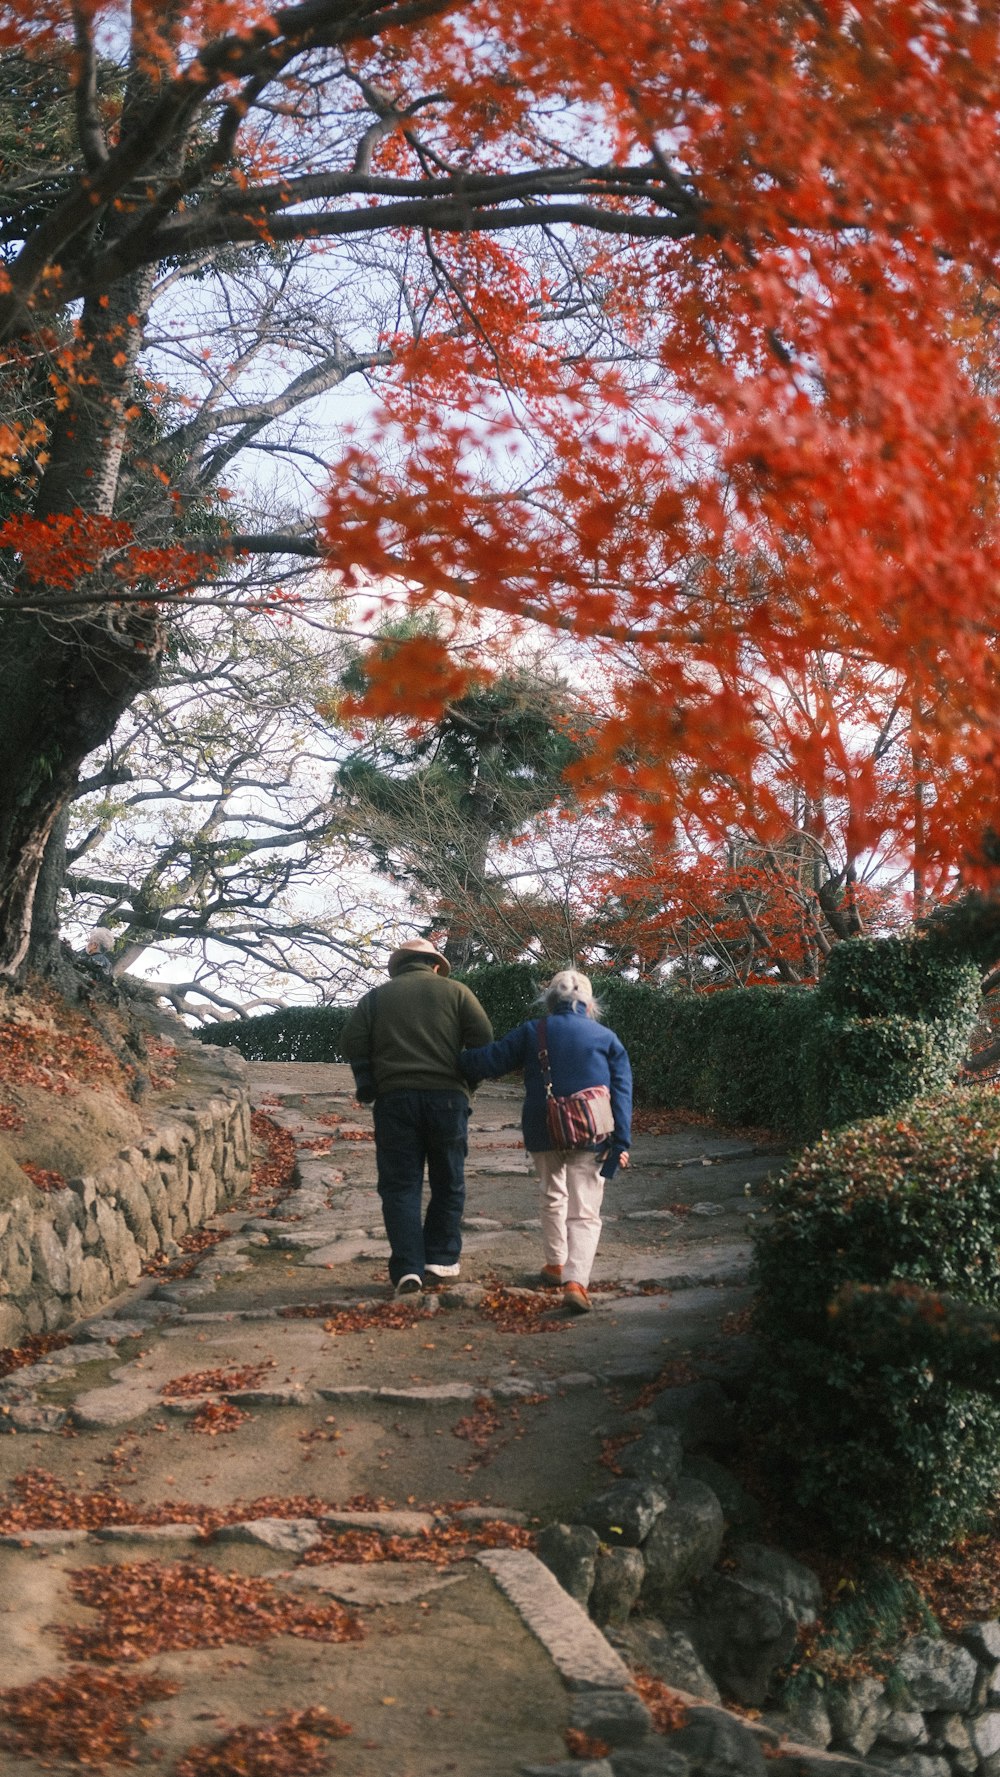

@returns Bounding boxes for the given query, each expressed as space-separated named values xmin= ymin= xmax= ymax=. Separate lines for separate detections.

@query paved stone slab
xmin=93 ymin=1523 xmax=204 ymax=1544
xmin=71 ymin=1382 xmax=159 ymax=1428
xmin=319 ymin=1509 xmax=437 ymax=1537
xmin=301 ymin=1239 xmax=392 ymax=1266
xmin=316 ymin=1384 xmax=378 ymax=1401
xmin=378 ymin=1382 xmax=479 ymax=1403
xmin=477 ymin=1548 xmax=634 ymax=1692
xmin=453 ymin=1505 xmax=529 ymax=1527
xmin=76 ymin=1318 xmax=150 ymax=1342
xmin=214 ymin=1517 xmax=323 ymax=1554
xmin=491 ymin=1377 xmax=549 ymax=1399
xmin=226 ymin=1385 xmax=318 ymax=1406
xmin=0 ymin=1528 xmax=90 ymax=1547
xmin=281 ymin=1562 xmax=469 ymax=1605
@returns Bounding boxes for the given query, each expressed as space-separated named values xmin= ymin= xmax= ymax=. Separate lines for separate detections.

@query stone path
xmin=0 ymin=1063 xmax=783 ymax=1777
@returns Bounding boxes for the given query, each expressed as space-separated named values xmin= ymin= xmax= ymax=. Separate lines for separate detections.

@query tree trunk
xmin=0 ymin=272 xmax=161 ymax=982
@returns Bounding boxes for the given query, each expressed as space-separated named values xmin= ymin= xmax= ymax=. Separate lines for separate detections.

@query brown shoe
xmin=563 ymin=1282 xmax=592 ymax=1314
xmin=539 ymin=1264 xmax=563 ymax=1287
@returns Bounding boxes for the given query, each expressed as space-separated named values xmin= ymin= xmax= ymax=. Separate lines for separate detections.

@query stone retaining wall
xmin=0 ymin=1024 xmax=251 ymax=1345
xmin=539 ymin=1380 xmax=1000 ymax=1776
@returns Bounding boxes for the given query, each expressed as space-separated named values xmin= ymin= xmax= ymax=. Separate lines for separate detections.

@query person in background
xmin=85 ymin=927 xmax=115 ymax=974
xmin=342 ymin=938 xmax=493 ymax=1297
xmin=460 ymin=968 xmax=631 ymax=1314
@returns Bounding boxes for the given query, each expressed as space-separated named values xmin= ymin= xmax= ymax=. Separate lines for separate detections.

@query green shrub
xmin=201 ymin=1005 xmax=349 ymax=1062
xmin=752 ymin=1088 xmax=1000 ymax=1552
xmin=819 ymin=937 xmax=981 ymax=1025
xmin=815 ymin=1013 xmax=955 ymax=1128
xmin=454 ymin=963 xmax=539 ymax=1034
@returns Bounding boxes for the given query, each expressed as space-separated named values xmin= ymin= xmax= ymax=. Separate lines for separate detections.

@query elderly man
xmin=342 ymin=938 xmax=493 ymax=1297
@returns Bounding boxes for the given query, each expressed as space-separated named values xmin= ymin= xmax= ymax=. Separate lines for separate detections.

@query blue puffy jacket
xmin=460 ymin=1001 xmax=632 ymax=1177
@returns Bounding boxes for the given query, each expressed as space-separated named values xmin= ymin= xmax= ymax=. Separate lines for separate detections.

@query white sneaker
xmin=394 ymin=1273 xmax=423 ymax=1297
xmin=425 ymin=1262 xmax=461 ymax=1279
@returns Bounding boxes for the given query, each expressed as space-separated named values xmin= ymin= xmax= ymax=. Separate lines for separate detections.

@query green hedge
xmin=200 ymin=937 xmax=981 ymax=1139
xmin=752 ymin=1089 xmax=1000 ymax=1553
xmin=202 ymin=1005 xmax=349 ymax=1062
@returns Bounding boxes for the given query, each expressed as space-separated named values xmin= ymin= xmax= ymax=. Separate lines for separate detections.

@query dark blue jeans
xmin=373 ymin=1090 xmax=470 ymax=1284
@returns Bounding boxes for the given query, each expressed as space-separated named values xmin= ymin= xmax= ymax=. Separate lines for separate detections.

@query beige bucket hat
xmin=387 ymin=937 xmax=451 ymax=977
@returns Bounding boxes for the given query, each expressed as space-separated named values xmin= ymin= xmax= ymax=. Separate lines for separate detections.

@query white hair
xmin=540 ymin=968 xmax=601 ymax=1019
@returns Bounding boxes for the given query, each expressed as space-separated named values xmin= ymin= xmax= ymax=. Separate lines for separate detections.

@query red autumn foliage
xmin=175 ymin=1708 xmax=353 ymax=1777
xmin=19 ymin=1161 xmax=66 ymax=1191
xmin=188 ymin=1400 xmax=252 ymax=1435
xmin=61 ymin=1560 xmax=365 ymax=1663
xmin=8 ymin=0 xmax=1000 ymax=992
xmin=160 ymin=1361 xmax=276 ymax=1399
xmin=280 ymin=1299 xmax=427 ymax=1332
xmin=0 ymin=986 xmax=126 ymax=1095
xmin=0 ymin=1665 xmax=179 ymax=1771
xmin=0 ymin=1331 xmax=72 ymax=1381
xmin=632 ymin=1673 xmax=690 ymax=1736
xmin=566 ymin=1728 xmax=612 ymax=1758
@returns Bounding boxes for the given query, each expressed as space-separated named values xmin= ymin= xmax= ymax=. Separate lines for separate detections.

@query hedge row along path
xmin=0 ymin=1062 xmax=779 ymax=1777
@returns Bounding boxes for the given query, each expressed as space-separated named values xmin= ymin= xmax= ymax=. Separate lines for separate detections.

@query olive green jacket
xmin=342 ymin=958 xmax=493 ymax=1100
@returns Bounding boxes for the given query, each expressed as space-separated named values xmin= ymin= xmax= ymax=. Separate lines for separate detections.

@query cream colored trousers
xmin=530 ymin=1149 xmax=605 ymax=1286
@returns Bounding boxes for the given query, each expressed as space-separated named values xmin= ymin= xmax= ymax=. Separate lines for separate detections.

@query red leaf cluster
xmin=0 ymin=1665 xmax=178 ymax=1770
xmin=476 ymin=1284 xmax=568 ymax=1335
xmin=61 ymin=1561 xmax=365 ymax=1663
xmin=188 ymin=1400 xmax=252 ymax=1436
xmin=566 ymin=1727 xmax=612 ymax=1758
xmin=632 ymin=1672 xmax=690 ymax=1736
xmin=280 ymin=1299 xmax=426 ymax=1333
xmin=160 ymin=1361 xmax=276 ymax=1399
xmin=0 ymin=988 xmax=124 ymax=1095
xmin=0 ymin=1331 xmax=72 ymax=1381
xmin=299 ymin=1516 xmax=534 ymax=1568
xmin=248 ymin=1112 xmax=298 ymax=1202
xmin=175 ymin=1708 xmax=352 ymax=1777
xmin=19 ymin=1161 xmax=67 ymax=1191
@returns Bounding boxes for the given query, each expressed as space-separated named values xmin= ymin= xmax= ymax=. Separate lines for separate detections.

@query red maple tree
xmin=3 ymin=2 xmax=1000 ymax=980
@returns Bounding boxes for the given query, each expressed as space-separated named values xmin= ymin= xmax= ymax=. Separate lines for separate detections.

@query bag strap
xmin=536 ymin=1017 xmax=555 ymax=1099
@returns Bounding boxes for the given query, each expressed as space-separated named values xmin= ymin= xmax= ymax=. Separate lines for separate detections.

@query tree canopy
xmin=3 ymin=1 xmax=1000 ymax=985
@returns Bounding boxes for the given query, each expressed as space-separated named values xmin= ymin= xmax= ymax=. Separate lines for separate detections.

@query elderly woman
xmin=460 ymin=969 xmax=632 ymax=1314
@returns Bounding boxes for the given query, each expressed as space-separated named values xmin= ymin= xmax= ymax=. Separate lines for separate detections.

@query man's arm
xmin=458 ymin=985 xmax=494 ymax=1050
xmin=460 ymin=1021 xmax=529 ymax=1083
xmin=341 ymin=992 xmax=376 ymax=1102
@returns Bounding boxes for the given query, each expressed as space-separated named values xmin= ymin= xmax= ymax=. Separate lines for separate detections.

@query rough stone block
xmin=590 ymin=1547 xmax=645 ymax=1628
xmin=580 ymin=1481 xmax=669 ymax=1548
xmin=665 ymin=1703 xmax=768 ymax=1776
xmin=896 ymin=1636 xmax=978 ymax=1713
xmin=567 ymin=1688 xmax=651 ymax=1748
xmin=639 ymin=1479 xmax=724 ymax=1614
xmin=618 ymin=1427 xmax=684 ymax=1489
xmin=826 ymin=1675 xmax=889 ymax=1756
xmin=214 ymin=1518 xmax=322 ymax=1554
xmin=728 ymin=1542 xmax=822 ymax=1626
xmin=684 ymin=1572 xmax=797 ymax=1708
xmin=607 ymin=1619 xmax=720 ymax=1705
xmin=536 ymin=1522 xmax=601 ymax=1605
xmin=961 ymin=1620 xmax=1000 ymax=1664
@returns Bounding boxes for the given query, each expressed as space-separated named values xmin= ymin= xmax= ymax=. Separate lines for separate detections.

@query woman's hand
xmin=618 ymin=1151 xmax=630 ymax=1170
